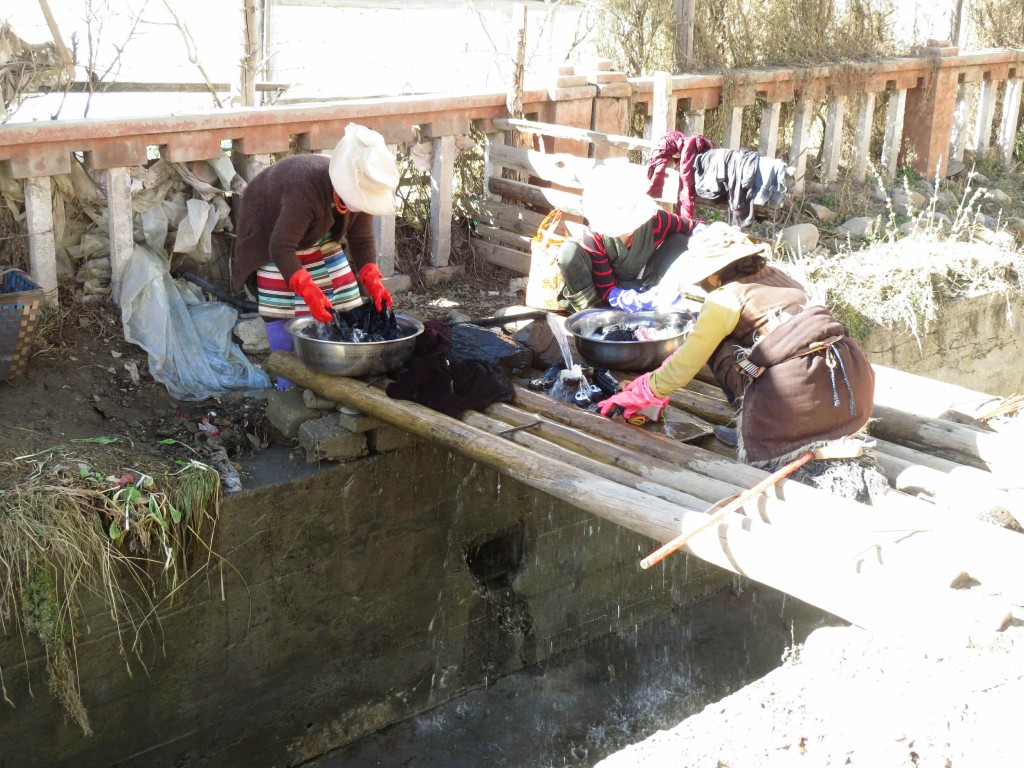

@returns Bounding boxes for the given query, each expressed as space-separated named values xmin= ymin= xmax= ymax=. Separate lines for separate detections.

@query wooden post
xmin=722 ymin=105 xmax=744 ymax=149
xmin=685 ymin=109 xmax=705 ymax=137
xmin=428 ymin=135 xmax=456 ymax=268
xmin=950 ymin=82 xmax=971 ymax=161
xmin=23 ymin=176 xmax=58 ymax=305
xmin=997 ymin=78 xmax=1023 ymax=164
xmin=973 ymin=77 xmax=998 ymax=156
xmin=507 ymin=3 xmax=527 ymax=120
xmin=674 ymin=0 xmax=695 ymax=71
xmin=758 ymin=100 xmax=782 ymax=158
xmin=652 ymin=70 xmax=675 ymax=141
xmin=37 ymin=0 xmax=75 ymax=81
xmin=375 ymin=144 xmax=398 ymax=278
xmin=107 ymin=167 xmax=134 ymax=304
xmin=788 ymin=97 xmax=815 ymax=195
xmin=235 ymin=152 xmax=272 ymax=183
xmin=483 ymin=131 xmax=506 ymax=200
xmin=821 ymin=94 xmax=847 ymax=183
xmin=881 ymin=87 xmax=907 ymax=182
xmin=852 ymin=92 xmax=876 ymax=182
xmin=240 ymin=0 xmax=259 ymax=107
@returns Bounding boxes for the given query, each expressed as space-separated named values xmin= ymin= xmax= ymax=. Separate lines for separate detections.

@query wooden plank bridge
xmin=269 ymin=351 xmax=1024 ymax=640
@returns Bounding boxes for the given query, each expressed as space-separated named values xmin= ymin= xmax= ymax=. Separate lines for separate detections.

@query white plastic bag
xmin=120 ymin=244 xmax=270 ymax=400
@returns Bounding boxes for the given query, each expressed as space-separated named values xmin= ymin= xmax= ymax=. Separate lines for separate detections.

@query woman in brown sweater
xmin=598 ymin=223 xmax=883 ymax=501
xmin=233 ymin=123 xmax=399 ymax=387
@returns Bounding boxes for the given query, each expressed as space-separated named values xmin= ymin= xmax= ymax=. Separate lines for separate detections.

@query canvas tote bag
xmin=525 ymin=210 xmax=568 ymax=310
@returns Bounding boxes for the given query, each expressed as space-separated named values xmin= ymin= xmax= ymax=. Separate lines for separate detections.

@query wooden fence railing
xmin=1 ymin=43 xmax=1021 ymax=305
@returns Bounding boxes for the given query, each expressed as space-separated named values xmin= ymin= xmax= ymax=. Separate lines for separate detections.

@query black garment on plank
xmin=693 ymin=148 xmax=761 ymax=229
xmin=386 ymin=320 xmax=514 ymax=418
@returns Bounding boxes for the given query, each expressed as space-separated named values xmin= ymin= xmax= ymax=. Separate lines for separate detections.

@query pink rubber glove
xmin=289 ymin=268 xmax=334 ymax=323
xmin=596 ymin=372 xmax=670 ymax=421
xmin=358 ymin=263 xmax=393 ymax=311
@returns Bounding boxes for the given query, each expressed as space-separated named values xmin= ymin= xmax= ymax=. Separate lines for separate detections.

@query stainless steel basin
xmin=567 ymin=309 xmax=693 ymax=371
xmin=285 ymin=314 xmax=424 ymax=377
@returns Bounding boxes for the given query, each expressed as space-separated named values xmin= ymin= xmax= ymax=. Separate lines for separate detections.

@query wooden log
xmin=493 ymin=117 xmax=654 ymax=152
xmin=269 ymin=353 xmax=1019 ymax=634
xmin=870 ymin=403 xmax=1019 ymax=474
xmin=873 ymin=448 xmax=1024 ymax=529
xmin=470 ymin=238 xmax=531 ymax=274
xmin=461 ymin=410 xmax=709 ymax=511
xmin=487 ymin=176 xmax=584 ymax=217
xmin=871 ymin=364 xmax=1011 ymax=426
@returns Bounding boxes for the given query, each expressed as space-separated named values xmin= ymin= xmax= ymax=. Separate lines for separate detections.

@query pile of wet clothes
xmin=297 ymin=304 xmax=407 ymax=343
xmin=528 ymin=363 xmax=620 ymax=409
xmin=386 ymin=320 xmax=514 ymax=418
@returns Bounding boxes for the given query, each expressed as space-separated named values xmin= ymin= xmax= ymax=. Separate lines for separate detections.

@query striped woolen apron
xmin=256 ymin=239 xmax=363 ymax=320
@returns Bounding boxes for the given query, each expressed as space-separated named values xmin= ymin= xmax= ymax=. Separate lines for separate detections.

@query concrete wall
xmin=863 ymin=291 xmax=1024 ymax=396
xmin=0 ymin=443 xmax=728 ymax=768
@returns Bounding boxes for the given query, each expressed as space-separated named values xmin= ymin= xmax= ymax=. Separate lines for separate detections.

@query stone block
xmin=302 ymin=388 xmax=337 ymax=411
xmin=337 ymin=405 xmax=385 ymax=433
xmin=266 ymin=388 xmax=320 ymax=440
xmin=234 ymin=313 xmax=270 ymax=355
xmin=367 ymin=426 xmax=418 ymax=453
xmin=299 ymin=416 xmax=368 ymax=463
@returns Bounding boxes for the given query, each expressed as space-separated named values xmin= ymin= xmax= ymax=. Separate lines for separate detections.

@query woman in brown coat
xmin=233 ymin=123 xmax=399 ymax=388
xmin=599 ymin=222 xmax=883 ymax=500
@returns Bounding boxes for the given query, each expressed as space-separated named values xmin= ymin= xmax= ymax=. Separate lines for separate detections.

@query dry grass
xmin=780 ymin=169 xmax=1024 ymax=345
xmin=0 ymin=449 xmax=222 ymax=734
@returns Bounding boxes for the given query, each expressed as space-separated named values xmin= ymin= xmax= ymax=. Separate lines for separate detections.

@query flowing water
xmin=304 ymin=585 xmax=836 ymax=768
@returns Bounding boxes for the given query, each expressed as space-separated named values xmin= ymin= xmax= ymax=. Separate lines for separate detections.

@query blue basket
xmin=0 ymin=268 xmax=44 ymax=381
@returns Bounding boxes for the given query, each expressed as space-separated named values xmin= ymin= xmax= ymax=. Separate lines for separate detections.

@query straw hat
xmin=668 ymin=222 xmax=769 ymax=288
xmin=329 ymin=123 xmax=400 ymax=216
xmin=582 ymin=164 xmax=659 ymax=237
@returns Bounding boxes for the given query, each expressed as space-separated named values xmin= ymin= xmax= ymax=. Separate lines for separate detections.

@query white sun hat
xmin=328 ymin=123 xmax=400 ymax=216
xmin=581 ymin=163 xmax=659 ymax=237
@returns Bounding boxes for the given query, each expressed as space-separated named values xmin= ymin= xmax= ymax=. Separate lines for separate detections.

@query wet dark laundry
xmin=590 ymin=321 xmax=682 ymax=342
xmin=528 ymin=363 xmax=619 ymax=408
xmin=296 ymin=304 xmax=407 ymax=342
xmin=386 ymin=320 xmax=514 ymax=418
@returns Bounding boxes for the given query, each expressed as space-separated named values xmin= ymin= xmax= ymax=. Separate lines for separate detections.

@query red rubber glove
xmin=596 ymin=372 xmax=670 ymax=421
xmin=358 ymin=263 xmax=393 ymax=311
xmin=288 ymin=268 xmax=334 ymax=323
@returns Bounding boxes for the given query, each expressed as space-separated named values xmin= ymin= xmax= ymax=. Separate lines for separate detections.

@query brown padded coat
xmin=706 ymin=267 xmax=874 ymax=465
xmin=232 ymin=154 xmax=377 ymax=291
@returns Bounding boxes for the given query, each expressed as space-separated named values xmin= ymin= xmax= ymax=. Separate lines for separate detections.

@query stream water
xmin=304 ymin=583 xmax=837 ymax=768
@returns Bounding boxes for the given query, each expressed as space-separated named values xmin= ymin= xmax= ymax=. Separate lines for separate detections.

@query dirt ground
xmin=0 ymin=269 xmax=516 ymax=479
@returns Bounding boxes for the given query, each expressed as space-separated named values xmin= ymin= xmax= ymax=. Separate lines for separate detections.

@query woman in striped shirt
xmin=556 ymin=164 xmax=696 ymax=313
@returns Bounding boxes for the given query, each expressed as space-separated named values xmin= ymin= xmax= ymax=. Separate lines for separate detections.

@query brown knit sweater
xmin=232 ymin=154 xmax=377 ymax=290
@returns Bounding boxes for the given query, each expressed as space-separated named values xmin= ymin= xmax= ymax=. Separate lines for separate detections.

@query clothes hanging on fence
xmin=753 ymin=156 xmax=790 ymax=207
xmin=693 ymin=148 xmax=761 ymax=229
xmin=645 ymin=131 xmax=717 ymax=221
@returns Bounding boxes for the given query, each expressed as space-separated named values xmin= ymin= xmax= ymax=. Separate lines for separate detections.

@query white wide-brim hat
xmin=582 ymin=163 xmax=659 ymax=237
xmin=329 ymin=123 xmax=400 ymax=216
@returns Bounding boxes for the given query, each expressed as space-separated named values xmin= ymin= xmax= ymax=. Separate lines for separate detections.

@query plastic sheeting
xmin=119 ymin=244 xmax=269 ymax=401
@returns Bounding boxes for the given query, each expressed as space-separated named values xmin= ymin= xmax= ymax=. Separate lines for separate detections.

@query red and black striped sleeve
xmin=651 ymin=209 xmax=693 ymax=248
xmin=580 ymin=233 xmax=618 ymax=301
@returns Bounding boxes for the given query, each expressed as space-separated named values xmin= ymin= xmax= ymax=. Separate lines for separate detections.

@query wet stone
xmin=450 ymin=324 xmax=532 ymax=371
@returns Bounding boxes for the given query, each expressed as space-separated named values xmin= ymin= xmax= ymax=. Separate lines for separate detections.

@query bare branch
xmin=160 ymin=0 xmax=224 ymax=109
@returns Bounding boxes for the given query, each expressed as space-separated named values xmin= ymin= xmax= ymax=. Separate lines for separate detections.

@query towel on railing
xmin=645 ymin=131 xmax=716 ymax=221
